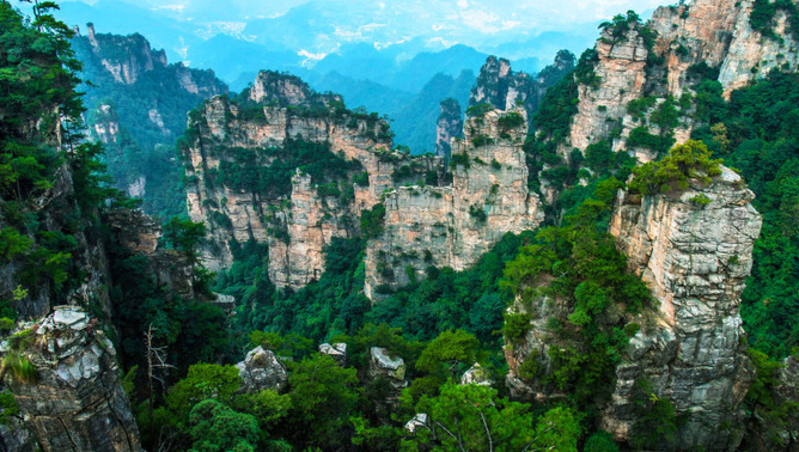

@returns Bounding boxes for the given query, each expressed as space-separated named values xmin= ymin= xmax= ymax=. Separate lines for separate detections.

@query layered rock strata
xmin=3 ymin=306 xmax=142 ymax=452
xmin=602 ymin=166 xmax=762 ymax=450
xmin=183 ymin=72 xmax=402 ymax=289
xmin=364 ymin=107 xmax=544 ymax=297
xmin=560 ymin=0 xmax=799 ymax=162
xmin=504 ymin=166 xmax=762 ymax=451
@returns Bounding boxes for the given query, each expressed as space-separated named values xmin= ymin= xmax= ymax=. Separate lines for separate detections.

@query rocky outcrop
xmin=470 ymin=53 xmax=574 ymax=122
xmin=368 ymin=347 xmax=407 ymax=401
xmin=557 ymin=0 xmax=799 ymax=163
xmin=364 ymin=107 xmax=544 ymax=297
xmin=319 ymin=342 xmax=347 ymax=366
xmin=183 ymin=71 xmax=407 ymax=289
xmin=3 ymin=306 xmax=142 ymax=452
xmin=73 ymin=26 xmax=227 ymax=210
xmin=600 ymin=166 xmax=762 ymax=450
xmin=460 ymin=363 xmax=493 ymax=386
xmin=235 ymin=346 xmax=288 ymax=393
xmin=504 ymin=166 xmax=762 ymax=451
xmin=434 ymin=98 xmax=463 ymax=160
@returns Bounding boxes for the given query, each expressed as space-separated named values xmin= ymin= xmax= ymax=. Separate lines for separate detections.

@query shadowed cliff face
xmin=4 ymin=307 xmax=142 ymax=452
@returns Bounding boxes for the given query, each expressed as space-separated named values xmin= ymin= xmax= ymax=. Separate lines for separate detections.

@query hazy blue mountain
xmin=187 ymin=34 xmax=302 ymax=83
xmin=390 ymin=70 xmax=476 ymax=154
xmin=57 ymin=0 xmax=199 ymax=62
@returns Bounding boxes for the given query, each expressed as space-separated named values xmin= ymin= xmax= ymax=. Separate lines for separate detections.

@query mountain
xmin=71 ymin=24 xmax=228 ymax=217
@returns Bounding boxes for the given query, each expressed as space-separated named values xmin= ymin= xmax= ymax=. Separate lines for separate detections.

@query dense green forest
xmin=2 ymin=1 xmax=799 ymax=452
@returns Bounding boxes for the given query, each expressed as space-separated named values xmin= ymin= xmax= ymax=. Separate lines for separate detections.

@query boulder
xmin=319 ymin=342 xmax=347 ymax=366
xmin=236 ymin=346 xmax=288 ymax=393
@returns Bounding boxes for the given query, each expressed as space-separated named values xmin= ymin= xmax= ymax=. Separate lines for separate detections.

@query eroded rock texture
xmin=602 ymin=166 xmax=762 ymax=450
xmin=561 ymin=0 xmax=799 ymax=163
xmin=434 ymin=98 xmax=463 ymax=160
xmin=4 ymin=307 xmax=142 ymax=452
xmin=364 ymin=107 xmax=543 ymax=298
xmin=182 ymin=72 xmax=401 ymax=289
xmin=236 ymin=346 xmax=288 ymax=393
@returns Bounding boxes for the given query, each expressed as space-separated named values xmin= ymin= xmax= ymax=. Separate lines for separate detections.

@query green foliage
xmin=449 ymin=152 xmax=470 ymax=169
xmin=187 ymin=399 xmax=259 ymax=452
xmin=165 ymin=364 xmax=242 ymax=425
xmin=415 ymin=329 xmax=479 ymax=376
xmin=749 ymin=0 xmax=799 ymax=42
xmin=0 ymin=228 xmax=32 ymax=260
xmin=0 ymin=390 xmax=19 ymax=426
xmin=689 ymin=193 xmax=712 ymax=206
xmin=361 ymin=203 xmax=386 ymax=239
xmin=629 ymin=380 xmax=683 ymax=450
xmin=741 ymin=349 xmax=799 ymax=448
xmin=470 ymin=134 xmax=494 ymax=148
xmin=497 ymin=111 xmax=525 ymax=131
xmin=286 ymin=354 xmax=360 ymax=449
xmin=468 ymin=204 xmax=487 ymax=222
xmin=501 ymin=181 xmax=651 ymax=408
xmin=501 ymin=312 xmax=533 ymax=346
xmin=465 ymin=103 xmax=494 ymax=118
xmin=628 ymin=140 xmax=722 ymax=195
xmin=1 ymin=352 xmax=37 ymax=384
xmin=584 ymin=430 xmax=620 ymax=452
xmin=626 ymin=126 xmax=675 ymax=156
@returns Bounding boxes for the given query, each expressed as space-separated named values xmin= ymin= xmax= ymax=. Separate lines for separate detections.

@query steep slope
xmin=72 ymin=24 xmax=227 ymax=217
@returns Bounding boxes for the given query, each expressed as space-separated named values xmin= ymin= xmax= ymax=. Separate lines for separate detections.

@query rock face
xmin=601 ymin=166 xmax=762 ymax=450
xmin=182 ymin=72 xmax=402 ymax=288
xmin=434 ymin=98 xmax=463 ymax=160
xmin=319 ymin=343 xmax=347 ymax=366
xmin=559 ymin=0 xmax=799 ymax=162
xmin=73 ymin=25 xmax=227 ymax=206
xmin=368 ymin=347 xmax=407 ymax=401
xmin=460 ymin=363 xmax=493 ymax=386
xmin=504 ymin=166 xmax=763 ymax=451
xmin=470 ymin=52 xmax=574 ymax=123
xmin=364 ymin=107 xmax=544 ymax=297
xmin=235 ymin=346 xmax=289 ymax=393
xmin=4 ymin=306 xmax=142 ymax=452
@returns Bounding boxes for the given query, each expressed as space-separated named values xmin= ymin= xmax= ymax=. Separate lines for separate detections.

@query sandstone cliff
xmin=470 ymin=52 xmax=574 ymax=123
xmin=504 ymin=166 xmax=762 ymax=451
xmin=364 ymin=107 xmax=543 ymax=297
xmin=434 ymin=98 xmax=463 ymax=161
xmin=3 ymin=307 xmax=142 ymax=452
xmin=183 ymin=71 xmax=403 ymax=289
xmin=556 ymin=0 xmax=799 ymax=163
xmin=73 ymin=25 xmax=227 ymax=212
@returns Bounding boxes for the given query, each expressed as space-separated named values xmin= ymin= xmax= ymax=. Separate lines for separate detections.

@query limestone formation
xmin=319 ymin=343 xmax=347 ymax=366
xmin=3 ymin=306 xmax=142 ymax=452
xmin=601 ymin=166 xmax=762 ymax=450
xmin=434 ymin=98 xmax=463 ymax=160
xmin=368 ymin=347 xmax=407 ymax=400
xmin=560 ymin=0 xmax=799 ymax=162
xmin=504 ymin=166 xmax=762 ymax=451
xmin=364 ymin=107 xmax=544 ymax=297
xmin=460 ymin=363 xmax=493 ymax=386
xmin=236 ymin=346 xmax=289 ymax=393
xmin=404 ymin=413 xmax=429 ymax=433
xmin=183 ymin=72 xmax=400 ymax=287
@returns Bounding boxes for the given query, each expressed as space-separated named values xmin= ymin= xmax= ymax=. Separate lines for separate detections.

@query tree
xmin=162 ymin=217 xmax=206 ymax=263
xmin=165 ymin=364 xmax=241 ymax=426
xmin=409 ymin=381 xmax=580 ymax=452
xmin=416 ymin=329 xmax=480 ymax=377
xmin=187 ymin=399 xmax=258 ymax=452
xmin=286 ymin=354 xmax=360 ymax=449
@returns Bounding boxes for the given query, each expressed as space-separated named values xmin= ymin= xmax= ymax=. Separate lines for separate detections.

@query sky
xmin=58 ymin=0 xmax=668 ymax=28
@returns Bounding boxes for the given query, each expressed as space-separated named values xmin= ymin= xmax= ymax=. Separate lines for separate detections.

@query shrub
xmin=503 ymin=312 xmax=533 ymax=345
xmin=628 ymin=140 xmax=722 ymax=195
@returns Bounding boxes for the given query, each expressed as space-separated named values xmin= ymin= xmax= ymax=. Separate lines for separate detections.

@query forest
xmin=0 ymin=1 xmax=798 ymax=452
